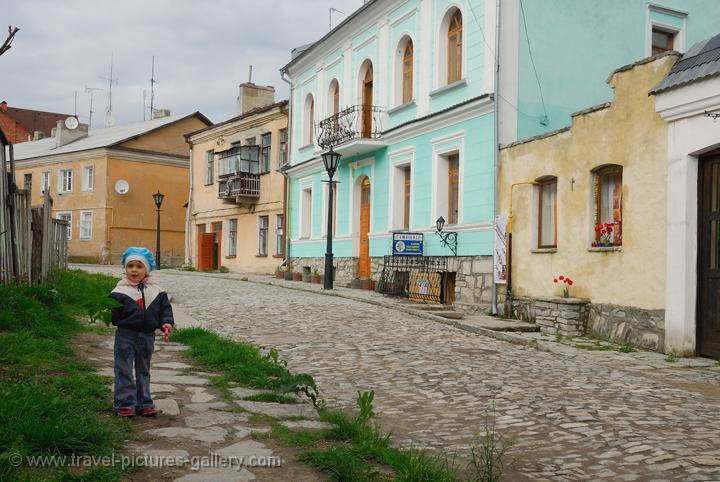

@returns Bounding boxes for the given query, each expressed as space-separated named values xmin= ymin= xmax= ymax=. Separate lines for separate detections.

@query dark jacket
xmin=109 ymin=279 xmax=174 ymax=333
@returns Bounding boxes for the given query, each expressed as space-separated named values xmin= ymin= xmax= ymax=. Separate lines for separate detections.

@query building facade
xmin=281 ymin=0 xmax=719 ymax=309
xmin=186 ymin=84 xmax=288 ymax=273
xmin=498 ymin=53 xmax=678 ymax=352
xmin=13 ymin=113 xmax=211 ymax=265
xmin=0 ymin=101 xmax=71 ymax=144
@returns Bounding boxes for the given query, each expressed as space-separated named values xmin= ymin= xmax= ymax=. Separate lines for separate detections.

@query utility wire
xmin=518 ymin=0 xmax=549 ymax=123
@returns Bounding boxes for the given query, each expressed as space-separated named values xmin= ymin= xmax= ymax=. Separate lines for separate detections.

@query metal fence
xmin=377 ymin=256 xmax=452 ymax=304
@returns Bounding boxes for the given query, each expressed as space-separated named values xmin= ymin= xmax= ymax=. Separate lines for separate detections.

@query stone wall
xmin=587 ymin=303 xmax=665 ymax=351
xmin=288 ymin=255 xmax=495 ymax=307
xmin=533 ymin=297 xmax=589 ymax=337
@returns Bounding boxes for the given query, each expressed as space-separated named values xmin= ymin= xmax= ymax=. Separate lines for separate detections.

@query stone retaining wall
xmin=533 ymin=297 xmax=589 ymax=337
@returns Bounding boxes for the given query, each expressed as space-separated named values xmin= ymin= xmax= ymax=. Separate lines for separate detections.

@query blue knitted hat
xmin=121 ymin=247 xmax=156 ymax=272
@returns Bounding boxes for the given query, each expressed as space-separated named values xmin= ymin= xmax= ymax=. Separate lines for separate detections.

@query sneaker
xmin=115 ymin=407 xmax=135 ymax=417
xmin=138 ymin=407 xmax=158 ymax=417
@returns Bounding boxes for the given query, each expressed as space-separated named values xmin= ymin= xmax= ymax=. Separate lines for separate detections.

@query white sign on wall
xmin=494 ymin=214 xmax=508 ymax=284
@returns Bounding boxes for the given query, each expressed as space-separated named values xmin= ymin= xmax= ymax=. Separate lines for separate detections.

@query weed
xmin=356 ymin=390 xmax=375 ymax=426
xmin=219 ymin=266 xmax=230 ymax=273
xmin=466 ymin=405 xmax=514 ymax=482
xmin=242 ymin=392 xmax=298 ymax=404
xmin=299 ymin=447 xmax=377 ymax=481
xmin=665 ymin=351 xmax=680 ymax=363
xmin=618 ymin=344 xmax=636 ymax=353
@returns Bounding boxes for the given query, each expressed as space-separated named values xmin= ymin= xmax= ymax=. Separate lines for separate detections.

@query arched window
xmin=402 ymin=40 xmax=413 ymax=104
xmin=304 ymin=94 xmax=315 ymax=146
xmin=328 ymin=79 xmax=340 ymax=116
xmin=447 ymin=10 xmax=463 ymax=84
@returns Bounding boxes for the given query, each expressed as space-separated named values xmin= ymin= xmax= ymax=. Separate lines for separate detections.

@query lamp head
xmin=153 ymin=190 xmax=165 ymax=209
xmin=436 ymin=216 xmax=445 ymax=233
xmin=322 ymin=148 xmax=341 ymax=178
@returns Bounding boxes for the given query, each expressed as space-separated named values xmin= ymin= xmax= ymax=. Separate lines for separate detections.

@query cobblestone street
xmin=81 ymin=266 xmax=720 ymax=481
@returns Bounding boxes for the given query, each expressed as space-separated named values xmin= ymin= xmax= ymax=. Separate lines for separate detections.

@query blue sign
xmin=393 ymin=232 xmax=423 ymax=256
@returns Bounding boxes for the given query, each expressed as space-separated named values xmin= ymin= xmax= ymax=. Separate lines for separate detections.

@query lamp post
xmin=153 ymin=190 xmax=165 ymax=269
xmin=434 ymin=216 xmax=458 ymax=256
xmin=322 ymin=147 xmax=341 ymax=290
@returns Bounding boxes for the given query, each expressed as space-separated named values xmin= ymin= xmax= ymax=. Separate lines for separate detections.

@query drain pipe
xmin=280 ymin=69 xmax=294 ymax=267
xmin=184 ymin=144 xmax=194 ymax=266
xmin=491 ymin=0 xmax=501 ymax=315
xmin=505 ymin=181 xmax=538 ymax=317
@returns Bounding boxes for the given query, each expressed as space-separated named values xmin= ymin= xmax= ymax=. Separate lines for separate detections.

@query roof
xmin=185 ymin=101 xmax=288 ymax=141
xmin=650 ymin=32 xmax=720 ymax=94
xmin=281 ymin=0 xmax=377 ymax=72
xmin=13 ymin=112 xmax=211 ymax=161
xmin=0 ymin=103 xmax=72 ymax=137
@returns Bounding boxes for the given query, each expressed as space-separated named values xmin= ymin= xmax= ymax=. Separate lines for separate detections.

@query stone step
xmin=432 ymin=311 xmax=464 ymax=320
xmin=405 ymin=304 xmax=448 ymax=311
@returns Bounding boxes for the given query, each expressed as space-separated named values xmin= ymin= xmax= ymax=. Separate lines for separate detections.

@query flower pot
xmin=275 ymin=271 xmax=284 ymax=279
xmin=302 ymin=273 xmax=312 ymax=283
xmin=292 ymin=272 xmax=303 ymax=281
xmin=311 ymin=275 xmax=321 ymax=284
xmin=361 ymin=279 xmax=375 ymax=291
xmin=283 ymin=271 xmax=293 ymax=281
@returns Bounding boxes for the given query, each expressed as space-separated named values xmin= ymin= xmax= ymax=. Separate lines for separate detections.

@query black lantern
xmin=322 ymin=148 xmax=342 ymax=290
xmin=436 ymin=216 xmax=446 ymax=233
xmin=435 ymin=216 xmax=458 ymax=256
xmin=153 ymin=190 xmax=164 ymax=269
xmin=322 ymin=148 xmax=341 ymax=179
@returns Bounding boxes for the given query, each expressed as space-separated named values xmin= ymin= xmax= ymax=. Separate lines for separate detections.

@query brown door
xmin=362 ymin=67 xmax=373 ymax=138
xmin=199 ymin=233 xmax=214 ymax=272
xmin=697 ymin=155 xmax=720 ymax=357
xmin=212 ymin=222 xmax=222 ymax=270
xmin=358 ymin=178 xmax=371 ymax=278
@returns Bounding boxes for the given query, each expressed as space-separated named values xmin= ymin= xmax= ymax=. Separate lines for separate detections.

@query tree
xmin=0 ymin=26 xmax=20 ymax=58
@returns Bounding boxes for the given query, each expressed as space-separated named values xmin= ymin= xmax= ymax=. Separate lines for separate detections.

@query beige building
xmin=13 ymin=113 xmax=211 ymax=264
xmin=498 ymin=53 xmax=679 ymax=352
xmin=186 ymin=83 xmax=288 ymax=273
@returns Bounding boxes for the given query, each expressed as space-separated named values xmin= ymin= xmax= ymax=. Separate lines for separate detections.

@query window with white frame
xmin=57 ymin=212 xmax=72 ymax=240
xmin=82 ymin=166 xmax=94 ymax=191
xmin=278 ymin=129 xmax=288 ymax=167
xmin=205 ymin=150 xmax=214 ymax=185
xmin=227 ymin=219 xmax=237 ymax=256
xmin=261 ymin=133 xmax=271 ymax=173
xmin=648 ymin=6 xmax=685 ymax=56
xmin=391 ymin=161 xmax=412 ymax=230
xmin=41 ymin=171 xmax=50 ymax=194
xmin=258 ymin=216 xmax=269 ymax=256
xmin=79 ymin=211 xmax=93 ymax=240
xmin=536 ymin=177 xmax=557 ymax=249
xmin=437 ymin=8 xmax=464 ymax=87
xmin=301 ymin=186 xmax=312 ymax=238
xmin=304 ymin=94 xmax=315 ymax=146
xmin=592 ymin=165 xmax=623 ymax=247
xmin=59 ymin=169 xmax=72 ymax=193
xmin=395 ymin=36 xmax=414 ymax=106
xmin=275 ymin=214 xmax=284 ymax=256
xmin=433 ymin=145 xmax=462 ymax=227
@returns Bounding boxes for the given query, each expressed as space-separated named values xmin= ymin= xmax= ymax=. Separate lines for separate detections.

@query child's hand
xmin=162 ymin=323 xmax=172 ymax=342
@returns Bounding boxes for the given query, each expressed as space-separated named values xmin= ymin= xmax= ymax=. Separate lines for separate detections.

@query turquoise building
xmin=280 ymin=0 xmax=719 ymax=308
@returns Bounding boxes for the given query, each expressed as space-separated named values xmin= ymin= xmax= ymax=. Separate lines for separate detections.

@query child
xmin=109 ymin=247 xmax=174 ymax=417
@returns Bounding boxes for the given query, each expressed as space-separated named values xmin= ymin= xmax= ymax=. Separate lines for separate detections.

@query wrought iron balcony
xmin=316 ymin=105 xmax=387 ymax=156
xmin=216 ymin=145 xmax=261 ymax=200
xmin=218 ymin=173 xmax=260 ymax=199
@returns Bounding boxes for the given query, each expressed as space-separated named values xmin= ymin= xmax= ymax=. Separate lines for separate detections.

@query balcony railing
xmin=316 ymin=104 xmax=385 ymax=150
xmin=218 ymin=173 xmax=260 ymax=199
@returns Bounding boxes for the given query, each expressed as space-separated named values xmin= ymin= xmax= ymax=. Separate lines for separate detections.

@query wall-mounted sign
xmin=494 ymin=214 xmax=507 ymax=284
xmin=392 ymin=232 xmax=423 ymax=256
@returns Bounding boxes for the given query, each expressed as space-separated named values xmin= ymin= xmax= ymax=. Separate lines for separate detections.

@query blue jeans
xmin=113 ymin=328 xmax=155 ymax=411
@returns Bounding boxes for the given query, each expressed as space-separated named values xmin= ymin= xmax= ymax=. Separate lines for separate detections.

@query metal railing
xmin=218 ymin=173 xmax=260 ymax=199
xmin=377 ymin=256 xmax=451 ymax=304
xmin=316 ymin=104 xmax=385 ymax=149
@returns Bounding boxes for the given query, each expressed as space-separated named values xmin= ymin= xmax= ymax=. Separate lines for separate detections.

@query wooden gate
xmin=697 ymin=155 xmax=720 ymax=357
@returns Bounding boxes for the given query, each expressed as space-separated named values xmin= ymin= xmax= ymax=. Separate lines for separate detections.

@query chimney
xmin=152 ymin=108 xmax=171 ymax=119
xmin=33 ymin=130 xmax=45 ymax=140
xmin=55 ymin=119 xmax=89 ymax=147
xmin=237 ymin=83 xmax=275 ymax=116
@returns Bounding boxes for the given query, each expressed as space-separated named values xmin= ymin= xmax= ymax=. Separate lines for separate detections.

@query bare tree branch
xmin=0 ymin=26 xmax=20 ymax=57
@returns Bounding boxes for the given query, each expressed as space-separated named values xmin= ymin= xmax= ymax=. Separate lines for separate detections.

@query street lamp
xmin=153 ymin=190 xmax=165 ymax=270
xmin=322 ymin=147 xmax=342 ymax=289
xmin=434 ymin=216 xmax=458 ymax=256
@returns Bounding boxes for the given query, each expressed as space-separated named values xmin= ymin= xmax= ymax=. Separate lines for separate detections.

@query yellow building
xmin=186 ymin=83 xmax=287 ymax=273
xmin=498 ymin=53 xmax=679 ymax=352
xmin=13 ymin=113 xmax=211 ymax=265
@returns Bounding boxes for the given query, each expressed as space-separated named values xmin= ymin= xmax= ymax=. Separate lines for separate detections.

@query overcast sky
xmin=0 ymin=0 xmax=363 ymax=128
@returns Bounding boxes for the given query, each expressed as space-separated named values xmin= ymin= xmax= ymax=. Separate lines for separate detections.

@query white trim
xmin=353 ymin=33 xmax=378 ymax=52
xmin=298 ymin=181 xmax=313 ymax=240
xmin=497 ymin=0 xmax=519 ymax=145
xmin=387 ymin=145 xmax=416 ymax=159
xmin=430 ymin=130 xmax=465 ymax=146
xmin=79 ymin=210 xmax=93 ymax=241
xmin=430 ymin=134 xmax=465 ymax=227
xmin=388 ymin=152 xmax=415 ymax=231
xmin=82 ymin=165 xmax=94 ymax=192
xmin=369 ymin=221 xmax=493 ymax=239
xmin=646 ymin=4 xmax=686 ymax=56
xmin=58 ymin=168 xmax=73 ymax=194
xmin=326 ymin=55 xmax=343 ymax=70
xmin=434 ymin=3 xmax=468 ymax=90
xmin=41 ymin=171 xmax=50 ymax=194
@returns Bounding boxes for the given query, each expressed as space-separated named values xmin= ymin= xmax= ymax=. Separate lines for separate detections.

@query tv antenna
xmin=149 ymin=56 xmax=158 ymax=120
xmin=100 ymin=54 xmax=118 ymax=127
xmin=84 ymin=85 xmax=104 ymax=130
xmin=329 ymin=8 xmax=345 ymax=31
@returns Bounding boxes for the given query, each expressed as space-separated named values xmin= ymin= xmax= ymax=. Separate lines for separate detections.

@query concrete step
xmin=431 ymin=311 xmax=464 ymax=320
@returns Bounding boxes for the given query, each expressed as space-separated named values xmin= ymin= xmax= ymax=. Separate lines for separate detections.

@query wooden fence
xmin=1 ymin=142 xmax=68 ymax=284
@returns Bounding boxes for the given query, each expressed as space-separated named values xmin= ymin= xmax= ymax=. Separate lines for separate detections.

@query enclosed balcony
xmin=316 ymin=104 xmax=388 ymax=157
xmin=217 ymin=145 xmax=261 ymax=201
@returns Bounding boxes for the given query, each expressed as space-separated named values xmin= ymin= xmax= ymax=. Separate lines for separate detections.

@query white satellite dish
xmin=64 ymin=116 xmax=79 ymax=130
xmin=114 ymin=179 xmax=130 ymax=195
xmin=106 ymin=116 xmax=116 ymax=127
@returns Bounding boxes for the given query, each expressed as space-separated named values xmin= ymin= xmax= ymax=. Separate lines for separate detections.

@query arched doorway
xmin=362 ymin=66 xmax=373 ymax=138
xmin=358 ymin=177 xmax=371 ymax=278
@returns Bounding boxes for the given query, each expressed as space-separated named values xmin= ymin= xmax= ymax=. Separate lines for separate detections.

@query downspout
xmin=185 ymin=144 xmax=194 ymax=266
xmin=491 ymin=0 xmax=501 ymax=315
xmin=281 ymin=69 xmax=294 ymax=265
xmin=504 ymin=181 xmax=538 ymax=317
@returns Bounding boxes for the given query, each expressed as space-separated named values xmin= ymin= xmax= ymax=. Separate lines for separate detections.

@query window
xmin=23 ymin=173 xmax=32 ymax=193
xmin=57 ymin=212 xmax=72 ymax=240
xmin=278 ymin=129 xmax=288 ymax=167
xmin=402 ymin=40 xmax=414 ymax=104
xmin=261 ymin=133 xmax=271 ymax=173
xmin=205 ymin=150 xmax=214 ymax=185
xmin=403 ymin=166 xmax=411 ymax=230
xmin=593 ymin=166 xmax=623 ymax=246
xmin=245 ymin=136 xmax=256 ymax=146
xmin=228 ymin=219 xmax=237 ymax=257
xmin=448 ymin=154 xmax=459 ymax=225
xmin=304 ymin=95 xmax=315 ymax=146
xmin=258 ymin=216 xmax=269 ymax=256
xmin=329 ymin=80 xmax=340 ymax=116
xmin=79 ymin=211 xmax=93 ymax=240
xmin=275 ymin=214 xmax=284 ymax=256
xmin=652 ymin=28 xmax=675 ymax=55
xmin=537 ymin=178 xmax=557 ymax=248
xmin=83 ymin=166 xmax=93 ymax=191
xmin=59 ymin=169 xmax=72 ymax=193
xmin=301 ymin=187 xmax=312 ymax=238
xmin=447 ymin=10 xmax=463 ymax=84
xmin=41 ymin=171 xmax=50 ymax=194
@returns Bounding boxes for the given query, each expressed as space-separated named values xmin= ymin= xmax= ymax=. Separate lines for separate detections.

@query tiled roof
xmin=0 ymin=104 xmax=72 ymax=137
xmin=650 ymin=33 xmax=720 ymax=94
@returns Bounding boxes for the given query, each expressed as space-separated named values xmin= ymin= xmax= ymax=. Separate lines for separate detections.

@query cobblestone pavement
xmin=80 ymin=266 xmax=720 ymax=481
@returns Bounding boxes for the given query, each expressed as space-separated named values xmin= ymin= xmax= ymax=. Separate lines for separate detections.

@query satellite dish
xmin=64 ymin=116 xmax=79 ymax=130
xmin=106 ymin=116 xmax=116 ymax=127
xmin=114 ymin=179 xmax=130 ymax=195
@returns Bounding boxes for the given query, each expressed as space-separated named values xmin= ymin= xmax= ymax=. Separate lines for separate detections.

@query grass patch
xmin=242 ymin=392 xmax=298 ymax=404
xmin=0 ymin=270 xmax=133 ymax=481
xmin=665 ymin=352 xmax=680 ymax=363
xmin=270 ymin=424 xmax=325 ymax=447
